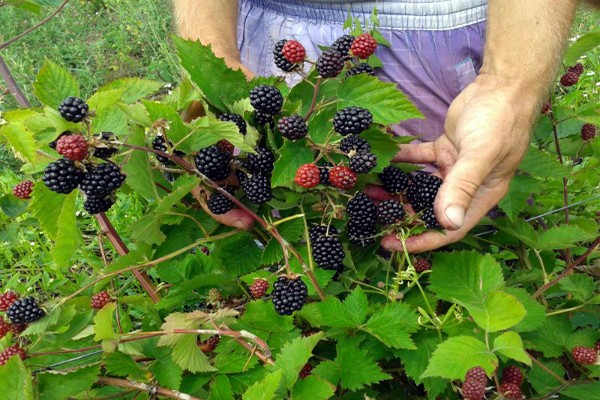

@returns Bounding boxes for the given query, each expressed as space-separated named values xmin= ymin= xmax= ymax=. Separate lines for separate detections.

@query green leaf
xmin=559 ymin=275 xmax=595 ymax=301
xmin=152 ymin=356 xmax=183 ymax=390
xmin=361 ymin=128 xmax=402 ymax=173
xmin=33 ymin=59 xmax=79 ymax=108
xmin=215 ymin=233 xmax=263 ymax=276
xmin=317 ymin=297 xmax=360 ymax=328
xmin=498 ymin=175 xmax=539 ymax=221
xmin=104 ymin=351 xmax=146 ymax=380
xmin=242 ymin=369 xmax=283 ymax=400
xmin=188 ymin=117 xmax=254 ymax=153
xmin=0 ymin=357 xmax=34 ymax=400
xmin=338 ymin=75 xmax=423 ymax=124
xmin=363 ymin=302 xmax=419 ymax=349
xmin=239 ymin=301 xmax=294 ymax=333
xmin=173 ymin=37 xmax=249 ymax=111
xmin=209 ymin=375 xmax=235 ymax=400
xmin=421 ymin=336 xmax=497 ymax=380
xmin=51 ymin=191 xmax=79 ymax=268
xmin=143 ymin=100 xmax=191 ymax=145
xmin=469 ymin=291 xmax=526 ymax=332
xmin=0 ymin=122 xmax=46 ymax=167
xmin=494 ymin=218 xmax=539 ymax=248
xmin=121 ymin=126 xmax=160 ymax=201
xmin=271 ymin=140 xmax=315 ymax=189
xmin=291 ymin=376 xmax=335 ymax=400
xmin=564 ymin=31 xmax=600 ymax=65
xmin=519 ymin=147 xmax=569 ymax=177
xmin=99 ymin=78 xmax=163 ymax=103
xmin=521 ymin=316 xmax=571 ymax=357
xmin=38 ymin=365 xmax=100 ymax=400
xmin=172 ymin=334 xmax=217 ymax=373
xmin=493 ymin=331 xmax=531 ymax=365
xmin=505 ymin=288 xmax=546 ymax=333
xmin=529 ymin=360 xmax=563 ymax=395
xmin=28 ymin=183 xmax=65 ymax=240
xmin=538 ymin=225 xmax=598 ymax=250
xmin=93 ymin=302 xmax=116 ymax=341
xmin=561 ymin=381 xmax=600 ymax=400
xmin=274 ymin=332 xmax=324 ymax=388
xmin=335 ymin=338 xmax=391 ymax=390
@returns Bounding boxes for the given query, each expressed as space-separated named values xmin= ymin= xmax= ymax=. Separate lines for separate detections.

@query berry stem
xmin=0 ymin=55 xmax=30 ymax=107
xmin=97 ymin=376 xmax=201 ymax=400
xmin=304 ymin=77 xmax=322 ymax=121
xmin=527 ymin=351 xmax=567 ymax=384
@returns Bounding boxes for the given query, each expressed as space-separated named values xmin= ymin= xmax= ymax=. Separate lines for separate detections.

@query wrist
xmin=473 ymin=73 xmax=543 ymax=115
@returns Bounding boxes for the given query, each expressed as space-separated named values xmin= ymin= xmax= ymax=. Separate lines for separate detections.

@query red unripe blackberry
xmin=540 ymin=102 xmax=552 ymax=115
xmin=377 ymin=200 xmax=405 ymax=225
xmin=218 ymin=113 xmax=247 ymax=135
xmin=83 ymin=196 xmax=115 ymax=214
xmin=6 ymin=297 xmax=45 ymax=325
xmin=10 ymin=324 xmax=27 ymax=335
xmin=13 ymin=180 xmax=34 ymax=199
xmin=349 ymin=151 xmax=377 ymax=174
xmin=217 ymin=140 xmax=234 ymax=156
xmin=421 ymin=208 xmax=442 ymax=230
xmin=80 ymin=162 xmax=126 ymax=198
xmin=0 ymin=344 xmax=26 ymax=366
xmin=91 ymin=291 xmax=112 ymax=309
xmin=413 ymin=258 xmax=431 ymax=273
xmin=501 ymin=366 xmax=524 ymax=386
xmin=339 ymin=135 xmax=371 ymax=154
xmin=568 ymin=63 xmax=584 ymax=76
xmin=379 ymin=166 xmax=409 ymax=194
xmin=272 ymin=276 xmax=308 ymax=315
xmin=42 ymin=158 xmax=85 ymax=194
xmin=281 ymin=40 xmax=306 ymax=63
xmin=244 ymin=147 xmax=275 ymax=175
xmin=347 ymin=192 xmax=376 ymax=225
xmin=58 ymin=96 xmax=89 ymax=123
xmin=250 ymin=85 xmax=284 ymax=115
xmin=273 ymin=40 xmax=296 ymax=72
xmin=207 ymin=191 xmax=234 ymax=215
xmin=581 ymin=123 xmax=597 ymax=141
xmin=0 ymin=318 xmax=10 ymax=339
xmin=333 ymin=107 xmax=373 ymax=136
xmin=331 ymin=34 xmax=355 ymax=56
xmin=461 ymin=380 xmax=486 ymax=400
xmin=294 ymin=164 xmax=320 ymax=188
xmin=49 ymin=131 xmax=72 ymax=150
xmin=465 ymin=366 xmax=487 ymax=385
xmin=347 ymin=220 xmax=376 ymax=247
xmin=92 ymin=131 xmax=119 ymax=160
xmin=278 ymin=114 xmax=308 ymax=140
xmin=0 ymin=291 xmax=19 ymax=311
xmin=205 ymin=335 xmax=220 ymax=352
xmin=249 ymin=279 xmax=269 ymax=299
xmin=347 ymin=63 xmax=375 ymax=77
xmin=311 ymin=234 xmax=345 ymax=271
xmin=499 ymin=383 xmax=523 ymax=400
xmin=56 ymin=134 xmax=89 ymax=161
xmin=560 ymin=71 xmax=579 ymax=87
xmin=350 ymin=33 xmax=378 ymax=59
xmin=329 ymin=165 xmax=357 ymax=190
xmin=240 ymin=173 xmax=272 ymax=204
xmin=571 ymin=346 xmax=598 ymax=365
xmin=299 ymin=363 xmax=313 ymax=379
xmin=316 ymin=49 xmax=345 ymax=78
xmin=195 ymin=145 xmax=232 ymax=181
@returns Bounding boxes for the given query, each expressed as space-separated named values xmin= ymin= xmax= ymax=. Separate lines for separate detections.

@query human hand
xmin=381 ymin=76 xmax=537 ymax=253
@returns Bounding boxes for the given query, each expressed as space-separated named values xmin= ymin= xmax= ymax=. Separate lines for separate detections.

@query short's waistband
xmin=241 ymin=0 xmax=488 ymax=30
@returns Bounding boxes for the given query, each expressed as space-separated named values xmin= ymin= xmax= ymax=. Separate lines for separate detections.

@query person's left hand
xmin=380 ymin=76 xmax=537 ymax=253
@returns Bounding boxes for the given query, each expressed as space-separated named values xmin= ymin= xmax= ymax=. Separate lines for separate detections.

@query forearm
xmin=479 ymin=0 xmax=578 ymax=109
xmin=173 ymin=0 xmax=241 ymax=63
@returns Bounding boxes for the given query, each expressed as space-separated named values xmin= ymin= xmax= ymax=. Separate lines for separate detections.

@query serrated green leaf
xmin=0 ymin=122 xmax=46 ymax=166
xmin=189 ymin=117 xmax=254 ymax=153
xmin=274 ymin=332 xmax=324 ymax=388
xmin=261 ymin=239 xmax=284 ymax=265
xmin=561 ymin=381 xmax=600 ymax=400
xmin=291 ymin=375 xmax=335 ymax=400
xmin=529 ymin=360 xmax=564 ymax=395
xmin=317 ymin=297 xmax=358 ymax=328
xmin=209 ymin=375 xmax=235 ymax=400
xmin=0 ymin=357 xmax=34 ymax=400
xmin=92 ymin=103 xmax=129 ymax=134
xmin=363 ymin=302 xmax=419 ymax=349
xmin=498 ymin=175 xmax=539 ymax=221
xmin=337 ymin=75 xmax=423 ymax=125
xmin=214 ymin=349 xmax=259 ymax=373
xmin=271 ymin=140 xmax=315 ymax=189
xmin=216 ymin=233 xmax=264 ymax=276
xmin=538 ymin=225 xmax=598 ymax=250
xmin=172 ymin=334 xmax=217 ymax=373
xmin=521 ymin=316 xmax=571 ymax=357
xmin=104 ymin=351 xmax=146 ymax=380
xmin=28 ymin=183 xmax=69 ymax=240
xmin=122 ymin=126 xmax=160 ymax=201
xmin=335 ymin=338 xmax=391 ymax=390
xmin=505 ymin=288 xmax=546 ymax=333
xmin=559 ymin=274 xmax=595 ymax=301
xmin=361 ymin=128 xmax=401 ymax=173
xmin=93 ymin=302 xmax=116 ymax=341
xmin=152 ymin=356 xmax=183 ymax=390
xmin=276 ymin=218 xmax=305 ymax=243
xmin=493 ymin=331 xmax=531 ymax=365
xmin=564 ymin=31 xmax=600 ymax=65
xmin=494 ymin=218 xmax=539 ymax=248
xmin=519 ymin=147 xmax=569 ymax=177
xmin=99 ymin=78 xmax=163 ymax=103
xmin=33 ymin=59 xmax=79 ymax=108
xmin=242 ymin=369 xmax=282 ymax=400
xmin=38 ymin=365 xmax=100 ymax=400
xmin=51 ymin=191 xmax=78 ymax=268
xmin=470 ymin=291 xmax=526 ymax=332
xmin=421 ymin=336 xmax=497 ymax=380
xmin=239 ymin=301 xmax=295 ymax=333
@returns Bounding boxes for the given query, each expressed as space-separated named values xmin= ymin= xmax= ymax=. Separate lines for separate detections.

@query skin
xmin=173 ymin=0 xmax=580 ymax=252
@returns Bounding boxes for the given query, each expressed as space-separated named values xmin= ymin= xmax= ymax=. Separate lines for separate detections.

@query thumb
xmin=434 ymin=151 xmax=493 ymax=230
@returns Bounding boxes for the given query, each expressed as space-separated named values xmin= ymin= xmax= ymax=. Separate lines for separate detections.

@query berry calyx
xmin=92 ymin=132 xmax=119 ymax=159
xmin=13 ymin=181 xmax=34 ymax=200
xmin=581 ymin=123 xmax=597 ymax=141
xmin=91 ymin=291 xmax=112 ymax=310
xmin=499 ymin=383 xmax=523 ymax=400
xmin=350 ymin=33 xmax=378 ymax=59
xmin=42 ymin=158 xmax=85 ymax=194
xmin=58 ymin=97 xmax=89 ymax=123
xmin=272 ymin=276 xmax=308 ymax=315
xmin=294 ymin=164 xmax=320 ymax=188
xmin=501 ymin=366 xmax=524 ymax=386
xmin=316 ymin=50 xmax=344 ymax=78
xmin=6 ymin=297 xmax=46 ymax=325
xmin=56 ymin=134 xmax=89 ymax=161
xmin=333 ymin=107 xmax=373 ymax=136
xmin=571 ymin=346 xmax=598 ymax=365
xmin=413 ymin=258 xmax=431 ymax=273
xmin=250 ymin=85 xmax=284 ymax=115
xmin=278 ymin=114 xmax=308 ymax=140
xmin=0 ymin=344 xmax=26 ymax=366
xmin=249 ymin=279 xmax=269 ymax=299
xmin=560 ymin=71 xmax=579 ymax=87
xmin=281 ymin=40 xmax=306 ymax=63
xmin=0 ymin=291 xmax=19 ymax=311
xmin=329 ymin=165 xmax=357 ymax=190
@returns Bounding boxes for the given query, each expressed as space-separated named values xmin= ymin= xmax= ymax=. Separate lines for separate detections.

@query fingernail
xmin=444 ymin=205 xmax=465 ymax=229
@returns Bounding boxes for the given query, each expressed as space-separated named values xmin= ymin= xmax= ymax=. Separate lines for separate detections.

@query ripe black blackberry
xmin=333 ymin=107 xmax=373 ymax=136
xmin=379 ymin=166 xmax=409 ymax=194
xmin=339 ymin=135 xmax=371 ymax=154
xmin=207 ymin=191 xmax=234 ymax=215
xmin=93 ymin=132 xmax=119 ymax=159
xmin=316 ymin=49 xmax=345 ymax=78
xmin=80 ymin=162 xmax=126 ymax=197
xmin=407 ymin=173 xmax=442 ymax=211
xmin=272 ymin=276 xmax=308 ymax=315
xmin=6 ymin=297 xmax=45 ymax=325
xmin=250 ymin=85 xmax=284 ymax=115
xmin=84 ymin=196 xmax=115 ymax=214
xmin=349 ymin=151 xmax=377 ymax=173
xmin=241 ymin=173 xmax=272 ymax=204
xmin=331 ymin=34 xmax=355 ymax=56
xmin=318 ymin=163 xmax=332 ymax=186
xmin=347 ymin=63 xmax=375 ymax=77
xmin=58 ymin=96 xmax=89 ymax=123
xmin=218 ymin=113 xmax=247 ymax=135
xmin=254 ymin=111 xmax=274 ymax=128
xmin=347 ymin=221 xmax=376 ymax=247
xmin=195 ymin=145 xmax=231 ymax=181
xmin=309 ymin=225 xmax=339 ymax=243
xmin=42 ymin=158 xmax=84 ymax=194
xmin=152 ymin=135 xmax=185 ymax=166
xmin=312 ymin=235 xmax=345 ymax=270
xmin=273 ymin=39 xmax=296 ymax=72
xmin=377 ymin=200 xmax=405 ymax=225
xmin=244 ymin=147 xmax=275 ymax=175
xmin=278 ymin=114 xmax=308 ymax=140
xmin=421 ymin=208 xmax=441 ymax=229
xmin=346 ymin=192 xmax=376 ymax=225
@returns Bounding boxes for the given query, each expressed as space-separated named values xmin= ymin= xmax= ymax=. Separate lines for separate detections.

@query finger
xmin=380 ymin=233 xmax=403 ymax=252
xmin=199 ymin=200 xmax=254 ymax=230
xmin=364 ymin=184 xmax=394 ymax=202
xmin=393 ymin=142 xmax=436 ymax=163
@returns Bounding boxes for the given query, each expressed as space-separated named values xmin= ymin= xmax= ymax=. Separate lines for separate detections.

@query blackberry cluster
xmin=13 ymin=181 xmax=34 ymax=200
xmin=254 ymin=111 xmax=274 ymax=128
xmin=0 ymin=344 xmax=26 ymax=366
xmin=278 ymin=114 xmax=308 ymax=140
xmin=92 ymin=132 xmax=119 ymax=160
xmin=331 ymin=34 xmax=355 ymax=56
xmin=58 ymin=96 xmax=89 ymax=123
xmin=349 ymin=151 xmax=377 ymax=173
xmin=250 ymin=85 xmax=284 ymax=115
xmin=273 ymin=39 xmax=296 ymax=72
xmin=244 ymin=147 xmax=275 ymax=175
xmin=219 ymin=113 xmax=247 ymax=135
xmin=339 ymin=135 xmax=370 ymax=154
xmin=407 ymin=173 xmax=442 ymax=211
xmin=333 ymin=107 xmax=373 ymax=136
xmin=347 ymin=63 xmax=375 ymax=77
xmin=91 ymin=291 xmax=111 ymax=310
xmin=377 ymin=200 xmax=405 ymax=225
xmin=80 ymin=162 xmax=126 ymax=198
xmin=207 ymin=191 xmax=234 ymax=215
xmin=152 ymin=135 xmax=185 ymax=166
xmin=6 ymin=297 xmax=45 ymax=325
xmin=379 ymin=166 xmax=409 ymax=194
xmin=272 ymin=276 xmax=308 ymax=315
xmin=240 ymin=173 xmax=272 ymax=204
xmin=42 ymin=158 xmax=84 ymax=194
xmin=346 ymin=193 xmax=377 ymax=247
xmin=195 ymin=145 xmax=231 ymax=181
xmin=83 ymin=196 xmax=115 ymax=214
xmin=310 ymin=225 xmax=345 ymax=272
xmin=249 ymin=279 xmax=269 ymax=299
xmin=316 ymin=50 xmax=344 ymax=78
xmin=0 ymin=292 xmax=18 ymax=311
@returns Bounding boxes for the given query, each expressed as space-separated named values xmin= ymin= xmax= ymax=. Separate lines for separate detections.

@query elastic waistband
xmin=241 ymin=0 xmax=488 ymax=30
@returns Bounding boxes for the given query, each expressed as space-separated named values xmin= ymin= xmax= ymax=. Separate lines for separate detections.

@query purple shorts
xmin=237 ymin=0 xmax=486 ymax=142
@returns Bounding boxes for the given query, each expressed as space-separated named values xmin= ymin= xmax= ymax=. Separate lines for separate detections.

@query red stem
xmin=97 ymin=377 xmax=201 ymax=400
xmin=0 ymin=55 xmax=31 ymax=107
